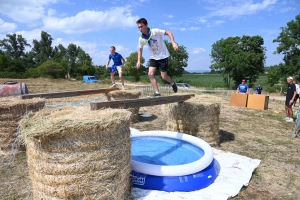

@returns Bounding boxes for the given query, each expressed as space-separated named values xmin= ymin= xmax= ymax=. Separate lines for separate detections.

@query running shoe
xmin=172 ymin=82 xmax=178 ymax=93
xmin=110 ymin=83 xmax=116 ymax=88
xmin=148 ymin=93 xmax=161 ymax=97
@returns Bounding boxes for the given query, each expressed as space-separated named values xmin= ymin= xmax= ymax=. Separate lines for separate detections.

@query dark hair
xmin=110 ymin=46 xmax=115 ymax=50
xmin=136 ymin=18 xmax=148 ymax=25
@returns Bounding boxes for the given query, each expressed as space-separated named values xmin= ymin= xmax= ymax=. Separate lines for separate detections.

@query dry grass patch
xmin=0 ymin=79 xmax=299 ymax=199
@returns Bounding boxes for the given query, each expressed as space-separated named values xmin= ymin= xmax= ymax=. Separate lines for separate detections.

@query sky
xmin=0 ymin=0 xmax=299 ymax=72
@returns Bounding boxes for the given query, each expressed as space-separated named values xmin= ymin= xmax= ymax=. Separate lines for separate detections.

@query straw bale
xmin=20 ymin=106 xmax=132 ymax=199
xmin=164 ymin=94 xmax=221 ymax=146
xmin=0 ymin=96 xmax=45 ymax=151
xmin=107 ymin=90 xmax=142 ymax=123
xmin=107 ymin=90 xmax=142 ymax=100
xmin=0 ymin=96 xmax=45 ymax=115
xmin=0 ymin=113 xmax=14 ymax=120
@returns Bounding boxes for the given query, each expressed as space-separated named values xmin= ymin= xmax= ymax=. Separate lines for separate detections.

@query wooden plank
xmin=90 ymin=94 xmax=195 ymax=110
xmin=21 ymin=88 xmax=119 ymax=99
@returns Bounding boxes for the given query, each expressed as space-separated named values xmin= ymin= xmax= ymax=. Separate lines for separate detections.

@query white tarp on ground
xmin=130 ymin=128 xmax=261 ymax=200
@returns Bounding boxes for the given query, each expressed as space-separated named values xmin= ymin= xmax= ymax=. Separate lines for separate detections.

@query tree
xmin=77 ymin=48 xmax=95 ymax=76
xmin=67 ymin=43 xmax=80 ymax=77
xmin=53 ymin=44 xmax=67 ymax=63
xmin=95 ymin=65 xmax=110 ymax=79
xmin=164 ymin=41 xmax=189 ymax=79
xmin=124 ymin=52 xmax=145 ymax=82
xmin=273 ymin=13 xmax=300 ymax=77
xmin=31 ymin=31 xmax=54 ymax=67
xmin=0 ymin=54 xmax=10 ymax=72
xmin=266 ymin=64 xmax=283 ymax=86
xmin=38 ymin=60 xmax=66 ymax=78
xmin=210 ymin=35 xmax=266 ymax=88
xmin=0 ymin=33 xmax=31 ymax=59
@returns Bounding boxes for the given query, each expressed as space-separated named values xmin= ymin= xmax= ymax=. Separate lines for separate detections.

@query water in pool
xmin=131 ymin=136 xmax=204 ymax=166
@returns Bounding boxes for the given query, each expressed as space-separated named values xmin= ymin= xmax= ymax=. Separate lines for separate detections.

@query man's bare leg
xmin=285 ymin=105 xmax=289 ymax=117
xmin=148 ymin=67 xmax=159 ymax=93
xmin=287 ymin=105 xmax=293 ymax=118
xmin=160 ymin=71 xmax=173 ymax=84
xmin=110 ymin=72 xmax=115 ymax=83
xmin=119 ymin=73 xmax=124 ymax=85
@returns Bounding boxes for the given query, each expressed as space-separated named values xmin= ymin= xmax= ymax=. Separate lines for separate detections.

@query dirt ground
xmin=0 ymin=78 xmax=300 ymax=199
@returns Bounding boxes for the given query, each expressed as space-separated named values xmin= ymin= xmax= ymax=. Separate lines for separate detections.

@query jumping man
xmin=106 ymin=46 xmax=126 ymax=89
xmin=136 ymin=18 xmax=178 ymax=96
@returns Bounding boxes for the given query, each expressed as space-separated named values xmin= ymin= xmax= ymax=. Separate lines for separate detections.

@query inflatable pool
xmin=131 ymin=130 xmax=218 ymax=192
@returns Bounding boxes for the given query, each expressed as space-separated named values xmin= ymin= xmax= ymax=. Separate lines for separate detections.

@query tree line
xmin=0 ymin=31 xmax=98 ymax=79
xmin=0 ymin=30 xmax=189 ymax=81
xmin=210 ymin=13 xmax=300 ymax=88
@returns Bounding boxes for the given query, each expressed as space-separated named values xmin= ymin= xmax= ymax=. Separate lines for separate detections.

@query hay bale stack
xmin=108 ymin=90 xmax=142 ymax=122
xmin=20 ymin=106 xmax=132 ymax=199
xmin=164 ymin=94 xmax=221 ymax=146
xmin=0 ymin=97 xmax=45 ymax=151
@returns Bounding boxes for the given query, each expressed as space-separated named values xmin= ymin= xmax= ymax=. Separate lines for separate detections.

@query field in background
xmin=0 ymin=78 xmax=299 ymax=199
xmin=1 ymin=73 xmax=270 ymax=92
xmin=124 ymin=74 xmax=269 ymax=90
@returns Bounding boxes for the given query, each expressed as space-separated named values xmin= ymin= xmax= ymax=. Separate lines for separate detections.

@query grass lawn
xmin=123 ymin=74 xmax=269 ymax=90
xmin=0 ymin=78 xmax=299 ymax=199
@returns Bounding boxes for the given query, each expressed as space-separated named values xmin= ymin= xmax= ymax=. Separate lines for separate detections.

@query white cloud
xmin=280 ymin=7 xmax=293 ymax=13
xmin=189 ymin=26 xmax=201 ymax=30
xmin=47 ymin=8 xmax=56 ymax=16
xmin=52 ymin=37 xmax=133 ymax=65
xmin=163 ymin=22 xmax=170 ymax=26
xmin=163 ymin=14 xmax=174 ymax=19
xmin=191 ymin=47 xmax=206 ymax=54
xmin=43 ymin=7 xmax=139 ymax=34
xmin=14 ymin=29 xmax=42 ymax=43
xmin=0 ymin=19 xmax=17 ymax=32
xmin=206 ymin=0 xmax=278 ymax=18
xmin=214 ymin=20 xmax=224 ymax=25
xmin=170 ymin=27 xmax=186 ymax=31
xmin=0 ymin=0 xmax=58 ymax=23
xmin=199 ymin=17 xmax=207 ymax=24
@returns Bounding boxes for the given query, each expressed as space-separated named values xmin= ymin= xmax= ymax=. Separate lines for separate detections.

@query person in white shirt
xmin=136 ymin=18 xmax=178 ymax=97
xmin=293 ymin=80 xmax=299 ymax=107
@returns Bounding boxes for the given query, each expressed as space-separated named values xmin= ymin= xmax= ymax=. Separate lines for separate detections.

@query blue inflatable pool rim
xmin=131 ymin=136 xmax=205 ymax=166
xmin=132 ymin=159 xmax=218 ymax=192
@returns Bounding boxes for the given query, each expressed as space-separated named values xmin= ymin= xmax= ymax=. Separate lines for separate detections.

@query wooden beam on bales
xmin=21 ymin=88 xmax=119 ymax=99
xmin=90 ymin=94 xmax=195 ymax=110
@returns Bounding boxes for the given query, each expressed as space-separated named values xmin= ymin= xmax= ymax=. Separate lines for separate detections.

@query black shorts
xmin=286 ymin=99 xmax=293 ymax=106
xmin=149 ymin=58 xmax=168 ymax=72
xmin=294 ymin=94 xmax=299 ymax=101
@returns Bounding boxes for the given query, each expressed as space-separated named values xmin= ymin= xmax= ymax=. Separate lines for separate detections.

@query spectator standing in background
xmin=236 ymin=79 xmax=249 ymax=94
xmin=255 ymin=84 xmax=263 ymax=94
xmin=293 ymin=80 xmax=299 ymax=107
xmin=283 ymin=77 xmax=296 ymax=122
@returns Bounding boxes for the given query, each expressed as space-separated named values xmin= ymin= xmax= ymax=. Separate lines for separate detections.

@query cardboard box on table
xmin=230 ymin=93 xmax=248 ymax=107
xmin=247 ymin=94 xmax=269 ymax=110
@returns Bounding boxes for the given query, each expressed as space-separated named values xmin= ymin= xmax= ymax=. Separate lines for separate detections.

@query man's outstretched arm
xmin=165 ymin=31 xmax=178 ymax=51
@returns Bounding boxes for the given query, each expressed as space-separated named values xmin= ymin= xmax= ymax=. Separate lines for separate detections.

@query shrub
xmin=38 ymin=60 xmax=66 ymax=79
